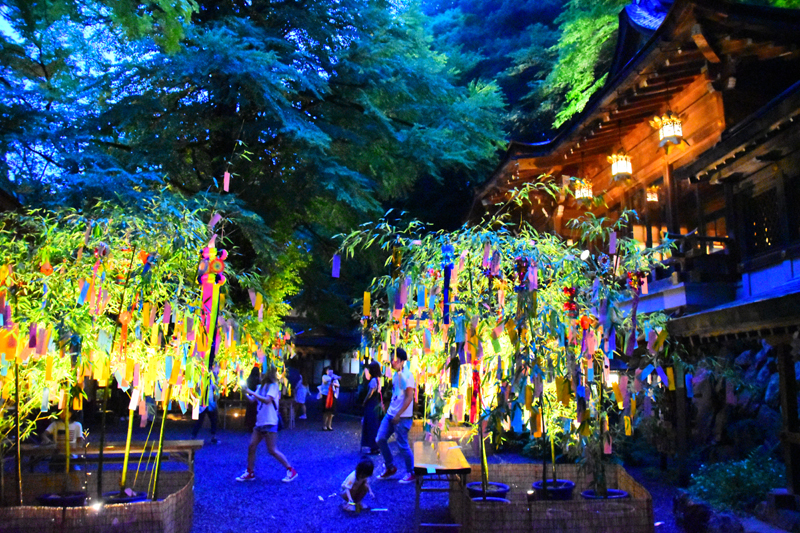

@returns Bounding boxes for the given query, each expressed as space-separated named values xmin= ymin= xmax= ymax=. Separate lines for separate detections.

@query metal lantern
xmin=646 ymin=185 xmax=659 ymax=203
xmin=651 ymin=110 xmax=683 ymax=147
xmin=608 ymin=150 xmax=632 ymax=181
xmin=575 ymin=178 xmax=593 ymax=200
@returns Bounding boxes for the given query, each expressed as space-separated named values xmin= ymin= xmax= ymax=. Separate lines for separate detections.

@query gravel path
xmin=184 ymin=412 xmax=681 ymax=533
xmin=190 ymin=412 xmax=443 ymax=533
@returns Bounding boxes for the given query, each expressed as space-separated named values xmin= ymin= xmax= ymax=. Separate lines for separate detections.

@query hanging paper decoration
xmin=197 ymin=244 xmax=227 ymax=369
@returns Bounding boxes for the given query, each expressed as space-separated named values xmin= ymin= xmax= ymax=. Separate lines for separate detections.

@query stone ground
xmin=185 ymin=406 xmax=682 ymax=533
xmin=93 ymin=402 xmax=785 ymax=533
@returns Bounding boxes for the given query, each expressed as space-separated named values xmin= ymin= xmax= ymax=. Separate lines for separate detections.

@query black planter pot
xmin=471 ymin=496 xmax=511 ymax=504
xmin=103 ymin=490 xmax=149 ymax=504
xmin=36 ymin=491 xmax=87 ymax=507
xmin=466 ymin=481 xmax=511 ymax=499
xmin=580 ymin=489 xmax=630 ymax=500
xmin=532 ymin=479 xmax=575 ymax=501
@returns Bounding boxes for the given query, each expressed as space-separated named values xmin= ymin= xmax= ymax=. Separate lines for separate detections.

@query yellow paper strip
xmin=666 ymin=367 xmax=676 ymax=391
xmin=363 ymin=292 xmax=370 ymax=316
xmin=45 ymin=356 xmax=53 ymax=381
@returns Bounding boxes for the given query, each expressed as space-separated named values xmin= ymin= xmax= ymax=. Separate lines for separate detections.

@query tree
xmin=1 ymin=0 xmax=506 ymax=328
xmin=423 ymin=0 xmax=564 ymax=141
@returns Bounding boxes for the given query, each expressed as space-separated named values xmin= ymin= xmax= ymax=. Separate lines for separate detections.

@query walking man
xmin=376 ymin=347 xmax=416 ymax=484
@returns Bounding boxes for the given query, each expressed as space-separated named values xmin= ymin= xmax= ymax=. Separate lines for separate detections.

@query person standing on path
xmin=319 ymin=366 xmax=340 ymax=431
xmin=236 ymin=367 xmax=298 ymax=483
xmin=376 ymin=348 xmax=416 ymax=484
xmin=294 ymin=375 xmax=308 ymax=420
xmin=192 ymin=364 xmax=220 ymax=444
xmin=361 ymin=362 xmax=382 ymax=455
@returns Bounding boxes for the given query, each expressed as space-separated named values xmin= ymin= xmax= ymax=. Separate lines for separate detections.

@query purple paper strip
xmin=331 ymin=254 xmax=340 ymax=278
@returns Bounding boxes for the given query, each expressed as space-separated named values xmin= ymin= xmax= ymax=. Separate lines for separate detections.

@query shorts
xmin=255 ymin=424 xmax=277 ymax=434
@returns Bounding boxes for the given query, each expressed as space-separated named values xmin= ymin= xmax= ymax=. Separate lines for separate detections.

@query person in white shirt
xmin=376 ymin=348 xmax=416 ymax=484
xmin=294 ymin=375 xmax=308 ymax=420
xmin=319 ymin=366 xmax=340 ymax=431
xmin=340 ymin=457 xmax=375 ymax=512
xmin=43 ymin=408 xmax=84 ymax=447
xmin=235 ymin=367 xmax=298 ymax=483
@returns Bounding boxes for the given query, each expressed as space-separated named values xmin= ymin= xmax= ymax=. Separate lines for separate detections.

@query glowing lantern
xmin=608 ymin=150 xmax=632 ymax=181
xmin=651 ymin=110 xmax=683 ymax=147
xmin=646 ymin=186 xmax=659 ymax=203
xmin=574 ymin=178 xmax=593 ymax=200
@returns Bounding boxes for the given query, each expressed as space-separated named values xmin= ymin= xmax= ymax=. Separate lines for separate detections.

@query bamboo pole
xmin=151 ymin=384 xmax=172 ymax=500
xmin=64 ymin=391 xmax=71 ymax=494
xmin=119 ymin=405 xmax=135 ymax=492
xmin=98 ymin=246 xmax=136 ymax=498
xmin=14 ymin=358 xmax=22 ymax=505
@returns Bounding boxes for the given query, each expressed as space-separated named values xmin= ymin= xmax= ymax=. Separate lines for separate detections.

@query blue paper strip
xmin=685 ymin=374 xmax=693 ymax=398
xmin=656 ymin=366 xmax=669 ymax=387
xmin=640 ymin=364 xmax=654 ymax=382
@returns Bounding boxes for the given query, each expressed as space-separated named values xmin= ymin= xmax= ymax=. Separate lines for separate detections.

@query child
xmin=341 ymin=457 xmax=375 ymax=512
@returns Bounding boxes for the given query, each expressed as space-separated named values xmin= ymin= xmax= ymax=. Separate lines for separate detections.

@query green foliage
xmin=338 ymin=182 xmax=677 ymax=491
xmin=422 ymin=0 xmax=563 ymax=141
xmin=688 ymin=448 xmax=785 ymax=511
xmin=538 ymin=0 xmax=626 ymax=128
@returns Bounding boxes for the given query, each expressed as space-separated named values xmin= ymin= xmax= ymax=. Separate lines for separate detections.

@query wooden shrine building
xmin=471 ymin=0 xmax=800 ymax=516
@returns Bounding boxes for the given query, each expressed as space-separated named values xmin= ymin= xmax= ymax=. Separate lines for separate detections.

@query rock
xmin=757 ymin=364 xmax=772 ymax=387
xmin=735 ymin=349 xmax=755 ymax=369
xmin=674 ymin=490 xmax=712 ymax=533
xmin=753 ymin=339 xmax=773 ymax=367
xmin=733 ymin=388 xmax=758 ymax=418
xmin=726 ymin=419 xmax=763 ymax=457
xmin=743 ymin=363 xmax=760 ymax=385
xmin=765 ymin=373 xmax=781 ymax=408
xmin=766 ymin=357 xmax=778 ymax=374
xmin=707 ymin=512 xmax=744 ymax=533
xmin=756 ymin=405 xmax=782 ymax=446
xmin=692 ymin=370 xmax=718 ymax=444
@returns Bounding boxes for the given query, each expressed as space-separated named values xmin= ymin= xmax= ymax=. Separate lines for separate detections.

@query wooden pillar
xmin=675 ymin=384 xmax=690 ymax=487
xmin=777 ymin=344 xmax=800 ymax=495
xmin=664 ymin=162 xmax=678 ymax=234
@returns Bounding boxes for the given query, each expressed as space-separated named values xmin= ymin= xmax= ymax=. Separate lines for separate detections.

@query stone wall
xmin=691 ymin=339 xmax=799 ymax=460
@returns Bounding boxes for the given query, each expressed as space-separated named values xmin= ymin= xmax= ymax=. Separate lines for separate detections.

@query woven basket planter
xmin=0 ymin=471 xmax=193 ymax=533
xmin=449 ymin=463 xmax=653 ymax=533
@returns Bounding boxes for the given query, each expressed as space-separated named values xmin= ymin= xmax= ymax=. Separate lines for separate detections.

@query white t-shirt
xmin=387 ymin=367 xmax=415 ymax=418
xmin=255 ymin=383 xmax=279 ymax=426
xmin=341 ymin=470 xmax=357 ymax=490
xmin=46 ymin=421 xmax=83 ymax=444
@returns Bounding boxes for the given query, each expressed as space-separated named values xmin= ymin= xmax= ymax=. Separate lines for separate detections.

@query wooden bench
xmin=413 ymin=441 xmax=471 ymax=533
xmin=20 ymin=439 xmax=204 ymax=473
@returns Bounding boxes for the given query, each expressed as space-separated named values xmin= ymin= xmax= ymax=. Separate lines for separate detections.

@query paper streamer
xmin=128 ymin=388 xmax=140 ymax=411
xmin=656 ymin=366 xmax=669 ymax=388
xmin=685 ymin=374 xmax=693 ymax=398
xmin=363 ymin=292 xmax=370 ymax=317
xmin=331 ymin=254 xmax=340 ymax=278
xmin=223 ymin=171 xmax=230 ymax=192
xmin=41 ymin=387 xmax=49 ymax=412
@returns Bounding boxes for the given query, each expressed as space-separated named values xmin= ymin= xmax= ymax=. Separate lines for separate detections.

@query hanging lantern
xmin=574 ymin=178 xmax=593 ymax=200
xmin=646 ymin=185 xmax=659 ymax=203
xmin=608 ymin=150 xmax=632 ymax=181
xmin=651 ymin=110 xmax=683 ymax=147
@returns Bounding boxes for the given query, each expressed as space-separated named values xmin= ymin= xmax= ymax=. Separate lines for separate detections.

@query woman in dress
xmin=361 ymin=362 xmax=383 ymax=455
